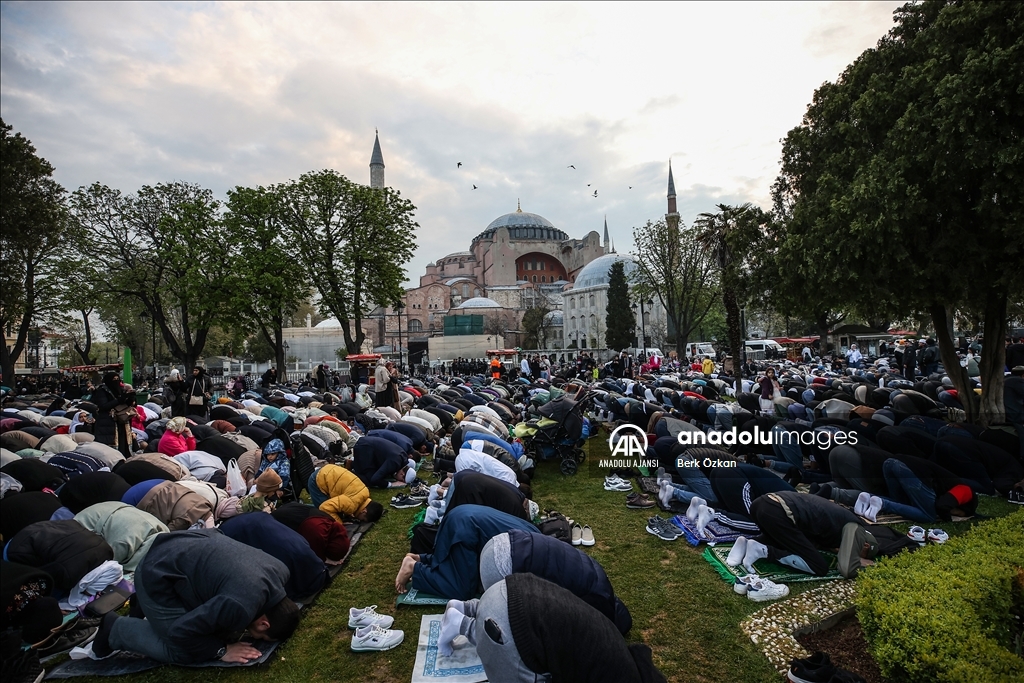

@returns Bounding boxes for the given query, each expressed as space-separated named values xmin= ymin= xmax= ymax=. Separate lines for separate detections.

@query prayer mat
xmin=411 ymin=614 xmax=487 ymax=683
xmin=636 ymin=476 xmax=660 ymax=495
xmin=397 ymin=587 xmax=453 ymax=606
xmin=702 ymin=544 xmax=843 ymax=585
xmin=670 ymin=514 xmax=749 ymax=546
xmin=46 ymin=640 xmax=279 ymax=679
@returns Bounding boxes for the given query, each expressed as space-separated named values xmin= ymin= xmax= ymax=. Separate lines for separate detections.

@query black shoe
xmin=788 ymin=651 xmax=835 ymax=683
xmin=1008 ymin=488 xmax=1024 ymax=505
xmin=34 ymin=625 xmax=98 ymax=659
xmin=90 ymin=611 xmax=119 ymax=659
xmin=390 ymin=494 xmax=422 ymax=509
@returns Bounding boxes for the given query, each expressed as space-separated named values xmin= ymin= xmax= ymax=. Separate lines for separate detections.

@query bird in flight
xmin=587 ymin=184 xmax=591 ymax=187
xmin=592 ymin=190 xmax=598 ymax=197
xmin=457 ymin=162 xmax=462 ymax=168
xmin=472 ymin=185 xmax=478 ymax=190
xmin=568 ymin=165 xmax=575 ymax=169
xmin=628 ymin=186 xmax=632 ymax=189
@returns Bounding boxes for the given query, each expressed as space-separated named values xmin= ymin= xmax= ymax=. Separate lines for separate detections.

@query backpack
xmin=537 ymin=510 xmax=573 ymax=544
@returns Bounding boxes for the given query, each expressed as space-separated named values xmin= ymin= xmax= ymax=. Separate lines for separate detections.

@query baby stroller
xmin=519 ymin=391 xmax=594 ymax=475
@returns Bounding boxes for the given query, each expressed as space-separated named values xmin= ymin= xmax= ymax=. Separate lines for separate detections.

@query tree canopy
xmin=604 ymin=260 xmax=634 ymax=351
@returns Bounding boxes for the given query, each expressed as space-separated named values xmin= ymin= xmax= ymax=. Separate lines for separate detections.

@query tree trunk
xmin=817 ymin=313 xmax=831 ymax=356
xmin=723 ymin=288 xmax=742 ymax=390
xmin=977 ymin=290 xmax=1007 ymax=426
xmin=930 ymin=304 xmax=980 ymax=421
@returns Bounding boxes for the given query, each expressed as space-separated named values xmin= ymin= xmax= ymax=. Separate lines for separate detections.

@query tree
xmin=770 ymin=0 xmax=1024 ymax=424
xmin=695 ymin=203 xmax=769 ymax=386
xmin=0 ymin=119 xmax=69 ymax=384
xmin=605 ymin=260 xmax=634 ymax=350
xmin=631 ymin=219 xmax=719 ymax=358
xmin=72 ymin=182 xmax=231 ymax=370
xmin=223 ymin=185 xmax=310 ymax=382
xmin=278 ymin=170 xmax=418 ymax=354
xmin=521 ymin=306 xmax=550 ymax=349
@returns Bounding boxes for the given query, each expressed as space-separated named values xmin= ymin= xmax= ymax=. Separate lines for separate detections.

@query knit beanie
xmin=256 ymin=469 xmax=282 ymax=495
xmin=210 ymin=419 xmax=236 ymax=433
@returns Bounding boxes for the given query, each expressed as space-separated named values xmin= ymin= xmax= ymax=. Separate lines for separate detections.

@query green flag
xmin=123 ymin=348 xmax=132 ymax=386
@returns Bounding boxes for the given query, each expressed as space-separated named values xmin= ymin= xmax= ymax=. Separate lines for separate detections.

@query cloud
xmin=1 ymin=1 xmax=900 ymax=283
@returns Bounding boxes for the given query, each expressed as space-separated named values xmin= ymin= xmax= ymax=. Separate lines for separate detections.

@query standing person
xmin=520 ymin=355 xmax=531 ymax=379
xmin=845 ymin=343 xmax=863 ymax=370
xmin=387 ymin=361 xmax=401 ymax=410
xmin=539 ymin=355 xmax=550 ymax=380
xmin=184 ymin=366 xmax=212 ymax=419
xmin=316 ymin=363 xmax=329 ymax=392
xmin=802 ymin=345 xmax=813 ymax=363
xmin=758 ymin=367 xmax=780 ymax=416
xmin=894 ymin=341 xmax=905 ymax=374
xmin=490 ymin=357 xmax=502 ymax=380
xmin=92 ymin=372 xmax=137 ymax=459
xmin=903 ymin=340 xmax=917 ymax=382
xmin=374 ymin=360 xmax=390 ymax=408
xmin=164 ymin=368 xmax=186 ymax=417
xmin=922 ymin=338 xmax=940 ymax=376
xmin=261 ymin=366 xmax=277 ymax=389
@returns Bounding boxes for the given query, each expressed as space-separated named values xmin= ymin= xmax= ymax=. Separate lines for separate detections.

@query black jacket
xmin=138 ymin=529 xmax=289 ymax=663
xmin=505 ymin=573 xmax=665 ymax=683
xmin=352 ymin=436 xmax=407 ymax=488
xmin=448 ymin=471 xmax=527 ymax=520
xmin=5 ymin=520 xmax=114 ymax=592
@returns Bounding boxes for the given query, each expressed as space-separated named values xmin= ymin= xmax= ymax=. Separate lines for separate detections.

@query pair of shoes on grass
xmin=625 ymin=492 xmax=655 ymax=509
xmin=390 ymin=494 xmax=422 ymax=509
xmin=604 ymin=475 xmax=632 ymax=492
xmin=350 ymin=606 xmax=403 ymax=652
xmin=906 ymin=525 xmax=948 ymax=545
xmin=733 ymin=574 xmax=789 ymax=602
xmin=645 ymin=515 xmax=682 ymax=541
xmin=571 ymin=523 xmax=595 ymax=546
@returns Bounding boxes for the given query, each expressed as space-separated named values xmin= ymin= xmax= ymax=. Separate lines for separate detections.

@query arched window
xmin=462 ymin=284 xmax=470 ymax=298
xmin=589 ymin=294 xmax=595 ymax=307
xmin=540 ymin=276 xmax=546 ymax=283
xmin=532 ymin=275 xmax=537 ymax=283
xmin=569 ymin=298 xmax=576 ymax=310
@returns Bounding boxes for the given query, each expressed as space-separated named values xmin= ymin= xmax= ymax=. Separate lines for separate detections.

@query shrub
xmin=857 ymin=510 xmax=1024 ymax=683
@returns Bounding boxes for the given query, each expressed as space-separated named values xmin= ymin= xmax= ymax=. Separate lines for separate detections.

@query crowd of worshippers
xmin=2 ymin=338 xmax=1023 ymax=681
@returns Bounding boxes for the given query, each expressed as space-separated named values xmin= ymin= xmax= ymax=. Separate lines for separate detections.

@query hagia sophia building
xmin=294 ymin=132 xmax=668 ymax=362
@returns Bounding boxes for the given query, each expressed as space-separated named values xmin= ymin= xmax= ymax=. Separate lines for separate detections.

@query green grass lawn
xmin=75 ymin=439 xmax=1019 ymax=683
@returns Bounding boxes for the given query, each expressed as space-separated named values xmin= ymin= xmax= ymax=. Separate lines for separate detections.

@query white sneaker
xmin=351 ymin=624 xmax=405 ymax=652
xmin=604 ymin=480 xmax=632 ymax=491
xmin=746 ymin=578 xmax=789 ymax=602
xmin=907 ymin=525 xmax=926 ymax=545
xmin=733 ymin=574 xmax=760 ymax=595
xmin=927 ymin=528 xmax=949 ymax=544
xmin=349 ymin=605 xmax=395 ymax=630
xmin=571 ymin=523 xmax=583 ymax=546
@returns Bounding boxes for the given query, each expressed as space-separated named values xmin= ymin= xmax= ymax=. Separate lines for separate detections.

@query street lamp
xmin=140 ymin=310 xmax=156 ymax=381
xmin=631 ymin=300 xmax=652 ymax=358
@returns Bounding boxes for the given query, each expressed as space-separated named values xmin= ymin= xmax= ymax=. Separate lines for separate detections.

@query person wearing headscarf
xmin=256 ymin=439 xmax=291 ymax=494
xmin=157 ymin=417 xmax=196 ymax=457
xmin=92 ymin=372 xmax=137 ymax=459
xmin=164 ymin=368 xmax=186 ymax=417
xmin=184 ymin=366 xmax=212 ymax=419
xmin=68 ymin=411 xmax=95 ymax=435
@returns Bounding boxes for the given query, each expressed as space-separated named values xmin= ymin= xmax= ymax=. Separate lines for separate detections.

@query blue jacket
xmin=386 ymin=422 xmax=426 ymax=448
xmin=366 ymin=429 xmax=415 ymax=455
xmin=411 ymin=504 xmax=537 ymax=600
xmin=220 ymin=512 xmax=327 ymax=600
xmin=352 ymin=436 xmax=407 ymax=488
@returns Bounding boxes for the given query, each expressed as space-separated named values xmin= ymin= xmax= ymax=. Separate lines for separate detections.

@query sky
xmin=1 ymin=1 xmax=903 ymax=283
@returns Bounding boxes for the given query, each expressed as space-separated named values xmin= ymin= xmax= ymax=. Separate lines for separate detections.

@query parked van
xmin=685 ymin=342 xmax=716 ymax=358
xmin=744 ymin=339 xmax=785 ymax=360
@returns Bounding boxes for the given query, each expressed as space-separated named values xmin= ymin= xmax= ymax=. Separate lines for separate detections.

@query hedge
xmin=857 ymin=510 xmax=1024 ymax=683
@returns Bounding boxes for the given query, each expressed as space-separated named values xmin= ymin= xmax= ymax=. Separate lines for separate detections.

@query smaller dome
xmin=458 ymin=297 xmax=502 ymax=309
xmin=543 ymin=310 xmax=564 ymax=325
xmin=314 ymin=318 xmax=343 ymax=328
xmin=572 ymin=253 xmax=638 ymax=290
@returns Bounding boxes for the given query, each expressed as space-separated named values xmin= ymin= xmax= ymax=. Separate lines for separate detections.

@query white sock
xmin=445 ymin=598 xmax=479 ymax=619
xmin=428 ymin=485 xmax=442 ymax=504
xmin=854 ymin=491 xmax=871 ymax=517
xmin=658 ymin=481 xmax=674 ymax=508
xmin=866 ymin=496 xmax=883 ymax=522
xmin=438 ymin=607 xmax=466 ymax=657
xmin=742 ymin=539 xmax=768 ymax=574
xmin=424 ymin=506 xmax=441 ymax=525
xmin=696 ymin=504 xmax=715 ymax=539
xmin=686 ymin=496 xmax=707 ymax=522
xmin=726 ymin=537 xmax=748 ymax=567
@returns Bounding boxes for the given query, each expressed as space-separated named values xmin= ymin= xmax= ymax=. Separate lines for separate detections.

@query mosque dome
xmin=543 ymin=310 xmax=564 ymax=325
xmin=458 ymin=297 xmax=502 ymax=309
xmin=572 ymin=253 xmax=638 ymax=290
xmin=314 ymin=318 xmax=343 ymax=328
xmin=472 ymin=207 xmax=568 ymax=244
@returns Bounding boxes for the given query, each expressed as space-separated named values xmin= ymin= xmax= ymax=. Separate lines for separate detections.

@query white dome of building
xmin=458 ymin=297 xmax=502 ymax=309
xmin=314 ymin=318 xmax=343 ymax=328
xmin=572 ymin=253 xmax=638 ymax=290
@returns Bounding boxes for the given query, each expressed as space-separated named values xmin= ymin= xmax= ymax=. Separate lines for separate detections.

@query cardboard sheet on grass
xmin=703 ymin=544 xmax=844 ymax=584
xmin=411 ymin=614 xmax=487 ymax=683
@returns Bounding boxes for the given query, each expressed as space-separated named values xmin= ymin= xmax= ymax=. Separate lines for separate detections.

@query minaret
xmin=666 ymin=159 xmax=680 ymax=231
xmin=603 ymin=215 xmax=610 ymax=254
xmin=370 ymin=130 xmax=385 ymax=189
